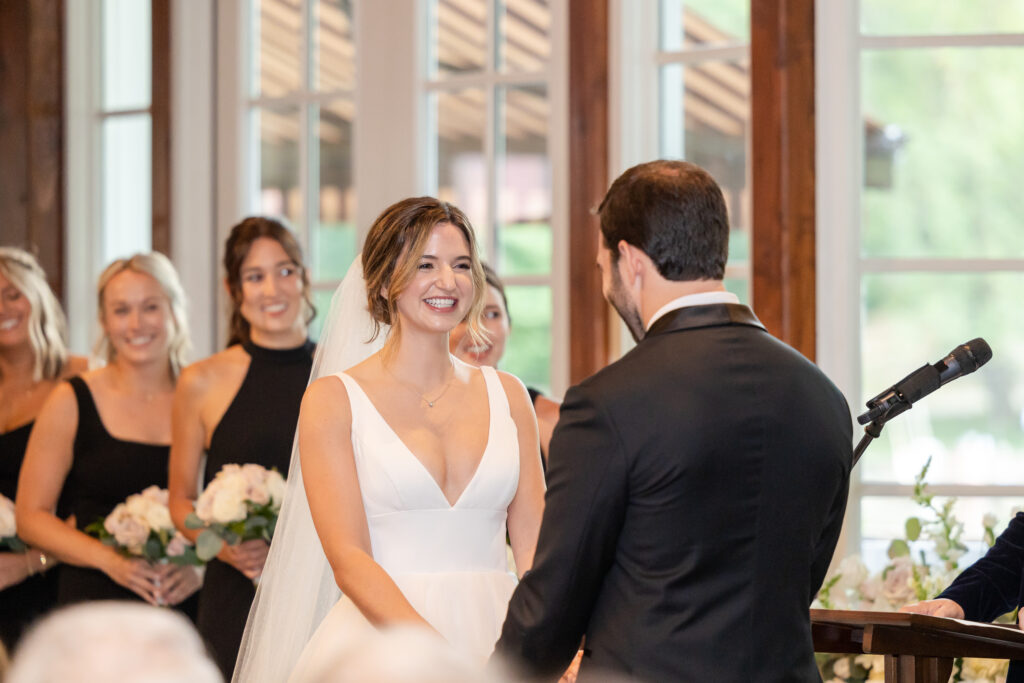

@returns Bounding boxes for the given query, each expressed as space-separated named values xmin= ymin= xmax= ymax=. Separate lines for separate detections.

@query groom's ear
xmin=617 ymin=241 xmax=646 ymax=286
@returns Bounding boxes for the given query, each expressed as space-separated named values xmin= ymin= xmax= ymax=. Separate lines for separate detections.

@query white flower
xmin=882 ymin=557 xmax=918 ymax=606
xmin=832 ymin=656 xmax=851 ymax=678
xmin=0 ymin=494 xmax=16 ymax=538
xmin=210 ymin=488 xmax=248 ymax=525
xmin=982 ymin=512 xmax=998 ymax=529
xmin=854 ymin=654 xmax=882 ymax=672
xmin=960 ymin=657 xmax=1009 ymax=681
xmin=266 ymin=471 xmax=286 ymax=507
xmin=104 ymin=503 xmax=150 ymax=554
xmin=833 ymin=555 xmax=869 ymax=594
xmin=166 ymin=533 xmax=189 ymax=557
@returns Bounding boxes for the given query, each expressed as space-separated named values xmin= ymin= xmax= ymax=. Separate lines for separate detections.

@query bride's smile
xmin=394 ymin=221 xmax=475 ymax=334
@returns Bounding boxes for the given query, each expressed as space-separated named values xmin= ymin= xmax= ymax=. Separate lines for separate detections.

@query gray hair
xmin=0 ymin=247 xmax=70 ymax=381
xmin=7 ymin=601 xmax=222 ymax=683
xmin=95 ymin=252 xmax=191 ymax=378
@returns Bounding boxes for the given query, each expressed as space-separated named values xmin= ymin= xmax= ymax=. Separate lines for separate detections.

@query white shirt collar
xmin=645 ymin=291 xmax=741 ymax=331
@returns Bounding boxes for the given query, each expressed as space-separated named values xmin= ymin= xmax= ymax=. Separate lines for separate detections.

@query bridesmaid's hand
xmin=218 ymin=539 xmax=269 ymax=580
xmin=0 ymin=551 xmax=32 ymax=591
xmin=900 ymin=598 xmax=965 ymax=619
xmin=101 ymin=552 xmax=162 ymax=605
xmin=155 ymin=563 xmax=203 ymax=606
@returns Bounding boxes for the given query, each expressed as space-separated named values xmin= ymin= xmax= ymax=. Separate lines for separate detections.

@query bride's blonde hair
xmin=362 ymin=197 xmax=487 ymax=353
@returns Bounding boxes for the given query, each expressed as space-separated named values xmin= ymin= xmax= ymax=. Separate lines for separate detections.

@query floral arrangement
xmin=815 ymin=459 xmax=1011 ymax=683
xmin=0 ymin=493 xmax=27 ymax=552
xmin=185 ymin=463 xmax=286 ymax=562
xmin=85 ymin=485 xmax=200 ymax=565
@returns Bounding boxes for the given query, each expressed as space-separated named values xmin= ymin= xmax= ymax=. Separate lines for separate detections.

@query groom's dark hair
xmin=597 ymin=160 xmax=729 ymax=281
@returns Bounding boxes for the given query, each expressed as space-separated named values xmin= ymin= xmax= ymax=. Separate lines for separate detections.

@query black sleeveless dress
xmin=55 ymin=377 xmax=198 ymax=619
xmin=0 ymin=421 xmax=57 ymax=649
xmin=196 ymin=340 xmax=313 ymax=679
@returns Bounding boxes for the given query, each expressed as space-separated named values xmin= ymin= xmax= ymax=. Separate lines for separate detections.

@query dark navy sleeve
xmin=938 ymin=512 xmax=1024 ymax=622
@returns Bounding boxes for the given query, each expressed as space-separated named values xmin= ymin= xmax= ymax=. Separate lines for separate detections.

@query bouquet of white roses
xmin=0 ymin=493 xmax=28 ymax=552
xmin=185 ymin=463 xmax=286 ymax=562
xmin=85 ymin=485 xmax=200 ymax=565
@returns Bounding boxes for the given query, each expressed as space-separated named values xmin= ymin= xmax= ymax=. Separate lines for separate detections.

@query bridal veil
xmin=232 ymin=257 xmax=385 ymax=683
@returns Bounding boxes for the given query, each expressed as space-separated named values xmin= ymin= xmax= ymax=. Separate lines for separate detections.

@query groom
xmin=494 ymin=160 xmax=852 ymax=681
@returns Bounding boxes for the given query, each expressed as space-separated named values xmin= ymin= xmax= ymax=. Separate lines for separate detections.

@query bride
xmin=233 ymin=197 xmax=545 ymax=682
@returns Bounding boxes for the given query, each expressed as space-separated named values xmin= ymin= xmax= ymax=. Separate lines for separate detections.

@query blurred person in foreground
xmin=6 ymin=601 xmax=221 ymax=683
xmin=494 ymin=160 xmax=853 ymax=681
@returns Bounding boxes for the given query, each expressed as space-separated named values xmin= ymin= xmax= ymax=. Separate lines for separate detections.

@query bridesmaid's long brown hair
xmin=223 ymin=217 xmax=315 ymax=348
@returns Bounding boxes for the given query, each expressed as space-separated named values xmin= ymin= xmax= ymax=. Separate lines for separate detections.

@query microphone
xmin=857 ymin=338 xmax=993 ymax=426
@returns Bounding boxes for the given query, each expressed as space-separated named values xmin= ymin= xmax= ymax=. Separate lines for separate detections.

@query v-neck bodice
xmin=335 ymin=365 xmax=519 ymax=575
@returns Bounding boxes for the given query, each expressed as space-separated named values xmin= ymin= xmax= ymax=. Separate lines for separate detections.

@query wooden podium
xmin=812 ymin=609 xmax=1024 ymax=682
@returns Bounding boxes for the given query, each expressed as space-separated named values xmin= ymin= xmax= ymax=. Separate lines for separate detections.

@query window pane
xmin=862 ymin=49 xmax=1024 ymax=258
xmin=859 ymin=495 xmax=1023 ymax=573
xmin=314 ymin=99 xmax=357 ymax=281
xmin=256 ymin=0 xmax=304 ymax=97
xmin=102 ymin=0 xmax=151 ymax=111
xmin=102 ymin=115 xmax=152 ymax=263
xmin=503 ymin=285 xmax=551 ymax=393
xmin=309 ymin=287 xmax=336 ymax=342
xmin=315 ymin=0 xmax=354 ymax=92
xmin=431 ymin=0 xmax=488 ymax=77
xmin=255 ymin=107 xmax=303 ymax=230
xmin=498 ymin=0 xmax=549 ymax=73
xmin=659 ymin=60 xmax=750 ymax=252
xmin=723 ymin=276 xmax=749 ymax=305
xmin=660 ymin=0 xmax=749 ymax=50
xmin=498 ymin=85 xmax=550 ymax=275
xmin=861 ymin=1 xmax=1024 ymax=36
xmin=435 ymin=89 xmax=489 ymax=251
xmin=860 ymin=272 xmax=1024 ymax=486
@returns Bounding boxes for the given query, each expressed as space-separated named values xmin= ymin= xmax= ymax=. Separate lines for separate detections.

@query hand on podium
xmin=900 ymin=598 xmax=965 ymax=620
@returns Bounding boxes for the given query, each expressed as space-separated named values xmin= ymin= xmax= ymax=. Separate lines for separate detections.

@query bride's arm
xmin=499 ymin=372 xmax=546 ymax=577
xmin=300 ymin=375 xmax=433 ymax=629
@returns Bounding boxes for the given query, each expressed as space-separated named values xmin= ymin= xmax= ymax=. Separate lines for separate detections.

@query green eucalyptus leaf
xmin=196 ymin=529 xmax=225 ymax=561
xmin=184 ymin=513 xmax=205 ymax=530
xmin=888 ymin=539 xmax=910 ymax=559
xmin=905 ymin=517 xmax=922 ymax=541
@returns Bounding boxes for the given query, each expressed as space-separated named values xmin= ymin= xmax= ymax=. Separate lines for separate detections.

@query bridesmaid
xmin=448 ymin=264 xmax=561 ymax=465
xmin=0 ymin=248 xmax=87 ymax=649
xmin=168 ymin=217 xmax=314 ymax=678
xmin=16 ymin=253 xmax=201 ymax=615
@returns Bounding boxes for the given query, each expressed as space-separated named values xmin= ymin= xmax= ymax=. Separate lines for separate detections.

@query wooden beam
xmin=0 ymin=0 xmax=65 ymax=299
xmin=567 ymin=0 xmax=611 ymax=384
xmin=750 ymin=0 xmax=817 ymax=360
xmin=152 ymin=0 xmax=172 ymax=255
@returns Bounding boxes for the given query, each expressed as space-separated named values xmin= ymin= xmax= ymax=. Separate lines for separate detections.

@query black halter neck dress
xmin=195 ymin=339 xmax=313 ymax=680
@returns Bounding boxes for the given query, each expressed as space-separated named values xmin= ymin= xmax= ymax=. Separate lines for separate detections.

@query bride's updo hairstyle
xmin=0 ymin=247 xmax=71 ymax=381
xmin=362 ymin=197 xmax=488 ymax=350
xmin=223 ymin=216 xmax=315 ymax=347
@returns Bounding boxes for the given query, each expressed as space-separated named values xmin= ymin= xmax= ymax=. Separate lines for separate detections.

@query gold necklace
xmin=386 ymin=360 xmax=456 ymax=408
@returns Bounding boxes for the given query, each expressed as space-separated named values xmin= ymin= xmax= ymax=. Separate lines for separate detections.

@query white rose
xmin=832 ymin=656 xmax=851 ymax=679
xmin=142 ymin=500 xmax=174 ymax=532
xmin=210 ymin=489 xmax=248 ymax=525
xmin=246 ymin=483 xmax=271 ymax=506
xmin=0 ymin=494 xmax=16 ymax=538
xmin=882 ymin=557 xmax=917 ymax=606
xmin=266 ymin=471 xmax=286 ymax=507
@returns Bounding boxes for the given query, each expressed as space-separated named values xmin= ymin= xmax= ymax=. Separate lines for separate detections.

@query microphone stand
xmin=852 ymin=417 xmax=886 ymax=468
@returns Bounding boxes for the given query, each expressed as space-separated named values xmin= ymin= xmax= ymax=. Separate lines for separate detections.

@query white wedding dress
xmin=286 ymin=364 xmax=520 ymax=681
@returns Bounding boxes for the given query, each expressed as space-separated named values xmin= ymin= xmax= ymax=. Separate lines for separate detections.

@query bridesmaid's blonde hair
xmin=0 ymin=247 xmax=70 ymax=382
xmin=95 ymin=252 xmax=191 ymax=378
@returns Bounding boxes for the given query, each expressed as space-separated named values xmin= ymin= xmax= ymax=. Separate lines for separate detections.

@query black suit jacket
xmin=495 ymin=304 xmax=852 ymax=682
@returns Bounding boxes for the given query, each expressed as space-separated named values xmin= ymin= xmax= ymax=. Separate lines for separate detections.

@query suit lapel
xmin=645 ymin=303 xmax=766 ymax=339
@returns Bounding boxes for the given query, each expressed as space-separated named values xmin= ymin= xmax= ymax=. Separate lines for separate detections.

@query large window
xmin=247 ymin=0 xmax=357 ymax=338
xmin=657 ymin=0 xmax=750 ymax=302
xmin=425 ymin=0 xmax=566 ymax=394
xmin=819 ymin=2 xmax=1024 ymax=567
